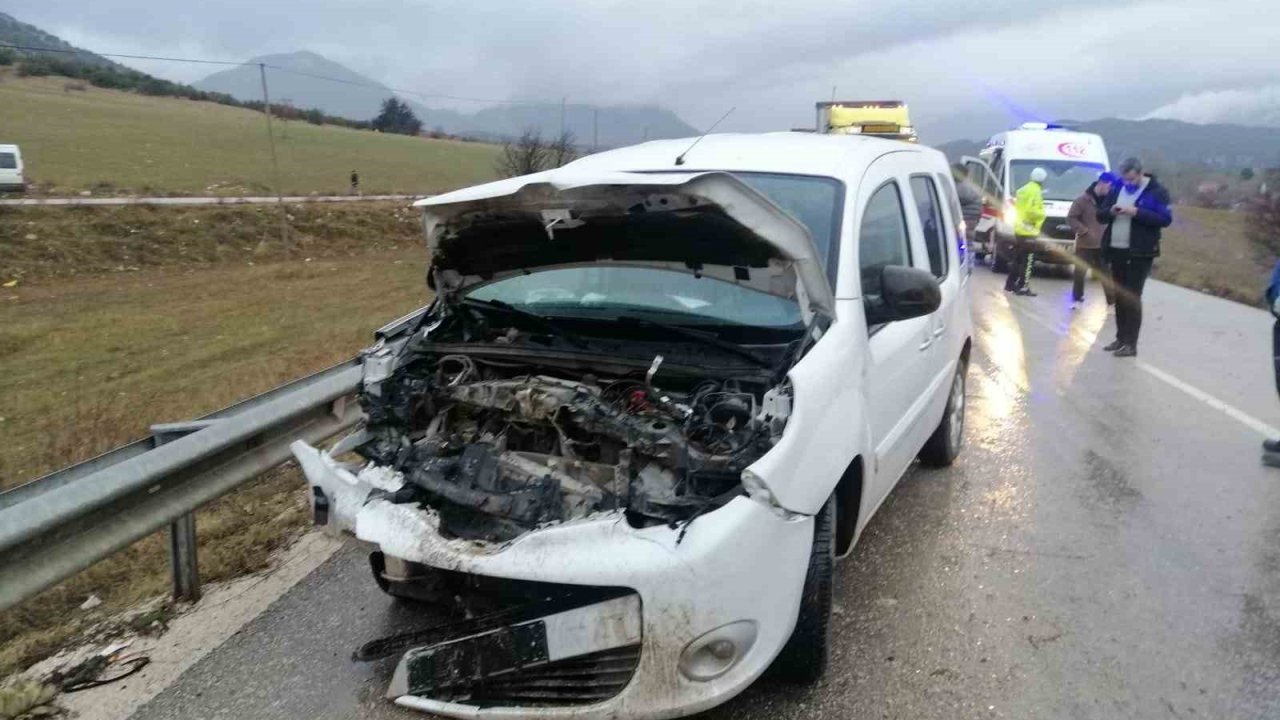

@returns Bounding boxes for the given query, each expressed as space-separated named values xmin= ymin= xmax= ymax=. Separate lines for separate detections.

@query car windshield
xmin=0 ymin=153 xmax=16 ymax=170
xmin=463 ymin=171 xmax=841 ymax=331
xmin=465 ymin=266 xmax=803 ymax=330
xmin=1009 ymin=160 xmax=1106 ymax=201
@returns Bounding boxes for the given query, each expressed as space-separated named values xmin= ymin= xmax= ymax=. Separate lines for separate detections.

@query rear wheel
xmin=769 ymin=494 xmax=835 ymax=683
xmin=920 ymin=358 xmax=968 ymax=467
xmin=990 ymin=235 xmax=1009 ymax=273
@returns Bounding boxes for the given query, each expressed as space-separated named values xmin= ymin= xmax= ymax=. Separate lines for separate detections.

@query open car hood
xmin=414 ymin=170 xmax=835 ymax=322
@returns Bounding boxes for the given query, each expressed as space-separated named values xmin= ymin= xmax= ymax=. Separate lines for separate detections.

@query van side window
xmin=935 ymin=172 xmax=966 ymax=267
xmin=910 ymin=175 xmax=948 ymax=278
xmin=858 ymin=182 xmax=910 ymax=304
xmin=0 ymin=153 xmax=15 ymax=170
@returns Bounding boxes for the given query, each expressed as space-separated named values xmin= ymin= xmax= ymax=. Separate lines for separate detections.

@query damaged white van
xmin=292 ymin=132 xmax=973 ymax=719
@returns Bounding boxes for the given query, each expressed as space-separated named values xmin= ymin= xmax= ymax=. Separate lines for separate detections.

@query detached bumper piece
xmin=388 ymin=593 xmax=643 ymax=709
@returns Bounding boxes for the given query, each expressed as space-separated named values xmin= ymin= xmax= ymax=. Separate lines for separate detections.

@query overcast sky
xmin=4 ymin=0 xmax=1277 ymax=141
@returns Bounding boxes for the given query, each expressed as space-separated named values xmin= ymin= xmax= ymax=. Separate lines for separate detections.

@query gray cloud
xmin=3 ymin=0 xmax=1277 ymax=141
xmin=1145 ymin=85 xmax=1280 ymax=125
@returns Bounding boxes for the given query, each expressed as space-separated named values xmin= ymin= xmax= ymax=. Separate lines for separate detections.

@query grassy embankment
xmin=0 ymin=202 xmax=434 ymax=677
xmin=1157 ymin=205 xmax=1269 ymax=306
xmin=0 ymin=69 xmax=501 ymax=196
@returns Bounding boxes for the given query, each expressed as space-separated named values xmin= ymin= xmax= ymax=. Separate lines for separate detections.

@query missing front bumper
xmin=387 ymin=594 xmax=643 ymax=708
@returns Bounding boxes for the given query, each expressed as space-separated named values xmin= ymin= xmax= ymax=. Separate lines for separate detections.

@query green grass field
xmin=0 ymin=70 xmax=501 ymax=196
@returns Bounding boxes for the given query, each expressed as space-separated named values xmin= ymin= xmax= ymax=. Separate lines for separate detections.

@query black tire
xmin=370 ymin=552 xmax=452 ymax=605
xmin=920 ymin=358 xmax=968 ymax=467
xmin=769 ymin=494 xmax=835 ymax=684
xmin=982 ymin=232 xmax=1005 ymax=273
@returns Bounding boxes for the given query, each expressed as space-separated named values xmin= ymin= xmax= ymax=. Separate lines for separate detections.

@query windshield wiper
xmin=615 ymin=316 xmax=771 ymax=369
xmin=457 ymin=297 xmax=591 ymax=350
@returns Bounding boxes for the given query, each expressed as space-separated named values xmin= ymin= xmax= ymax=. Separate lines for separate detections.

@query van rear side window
xmin=0 ymin=153 xmax=16 ymax=170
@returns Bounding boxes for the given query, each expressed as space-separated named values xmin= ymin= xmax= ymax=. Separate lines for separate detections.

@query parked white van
xmin=0 ymin=144 xmax=24 ymax=192
xmin=963 ymin=123 xmax=1110 ymax=272
xmin=293 ymin=132 xmax=974 ymax=719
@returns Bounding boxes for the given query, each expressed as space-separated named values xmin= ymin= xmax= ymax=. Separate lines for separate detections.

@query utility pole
xmin=560 ymin=97 xmax=567 ymax=137
xmin=593 ymin=108 xmax=599 ymax=152
xmin=258 ymin=63 xmax=289 ymax=245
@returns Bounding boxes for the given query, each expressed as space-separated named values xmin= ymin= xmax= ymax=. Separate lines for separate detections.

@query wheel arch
xmin=834 ymin=455 xmax=865 ymax=558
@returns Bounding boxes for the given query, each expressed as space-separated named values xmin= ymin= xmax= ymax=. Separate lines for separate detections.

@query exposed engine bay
xmin=351 ymin=329 xmax=794 ymax=543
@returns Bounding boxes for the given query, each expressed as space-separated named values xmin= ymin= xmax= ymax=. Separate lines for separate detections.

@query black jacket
xmin=1097 ymin=174 xmax=1173 ymax=258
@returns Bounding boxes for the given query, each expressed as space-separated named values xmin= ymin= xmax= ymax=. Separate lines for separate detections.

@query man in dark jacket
xmin=1067 ymin=172 xmax=1118 ymax=308
xmin=1263 ymin=259 xmax=1280 ymax=467
xmin=1098 ymin=157 xmax=1173 ymax=357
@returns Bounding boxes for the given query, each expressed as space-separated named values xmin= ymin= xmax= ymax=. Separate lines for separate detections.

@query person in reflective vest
xmin=1004 ymin=167 xmax=1047 ymax=296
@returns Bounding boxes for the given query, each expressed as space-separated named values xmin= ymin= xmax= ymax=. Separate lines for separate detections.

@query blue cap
xmin=1098 ymin=171 xmax=1120 ymax=184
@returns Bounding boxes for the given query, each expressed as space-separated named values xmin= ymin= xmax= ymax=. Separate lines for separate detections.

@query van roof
xmin=564 ymin=132 xmax=943 ymax=182
xmin=981 ymin=128 xmax=1109 ymax=165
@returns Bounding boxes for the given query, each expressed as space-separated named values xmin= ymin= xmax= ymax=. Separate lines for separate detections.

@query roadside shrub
xmin=16 ymin=57 xmax=52 ymax=77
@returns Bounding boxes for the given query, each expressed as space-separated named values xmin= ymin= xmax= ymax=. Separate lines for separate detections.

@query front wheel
xmin=919 ymin=359 xmax=967 ymax=467
xmin=768 ymin=494 xmax=835 ymax=684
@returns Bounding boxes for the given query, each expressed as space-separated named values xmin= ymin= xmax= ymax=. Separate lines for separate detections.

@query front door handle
xmin=933 ymin=324 xmax=946 ymax=338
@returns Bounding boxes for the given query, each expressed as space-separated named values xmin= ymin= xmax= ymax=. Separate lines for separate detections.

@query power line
xmin=0 ymin=42 xmax=249 ymax=66
xmin=259 ymin=63 xmax=587 ymax=109
xmin=0 ymin=41 xmax=588 ymax=110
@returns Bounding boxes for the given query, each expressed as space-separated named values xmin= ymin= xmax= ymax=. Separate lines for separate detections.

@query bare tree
xmin=547 ymin=130 xmax=578 ymax=168
xmin=496 ymin=128 xmax=578 ymax=178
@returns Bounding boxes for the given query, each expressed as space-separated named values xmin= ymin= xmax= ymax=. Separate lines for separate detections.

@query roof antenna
xmin=675 ymin=107 xmax=735 ymax=166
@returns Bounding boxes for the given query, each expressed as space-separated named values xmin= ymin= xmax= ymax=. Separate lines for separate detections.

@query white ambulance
xmin=962 ymin=123 xmax=1110 ymax=272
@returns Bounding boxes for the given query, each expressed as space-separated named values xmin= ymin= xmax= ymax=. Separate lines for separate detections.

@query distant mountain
xmin=933 ymin=137 xmax=985 ymax=160
xmin=461 ymin=104 xmax=698 ymax=149
xmin=936 ymin=118 xmax=1280 ymax=170
xmin=0 ymin=11 xmax=127 ymax=70
xmin=194 ymin=50 xmax=698 ymax=146
xmin=194 ymin=51 xmax=452 ymax=125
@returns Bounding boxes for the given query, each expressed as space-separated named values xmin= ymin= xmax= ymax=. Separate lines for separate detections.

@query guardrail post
xmin=152 ymin=421 xmax=218 ymax=602
xmin=169 ymin=513 xmax=200 ymax=602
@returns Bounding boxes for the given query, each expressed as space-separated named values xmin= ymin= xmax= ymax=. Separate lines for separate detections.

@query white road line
xmin=1001 ymin=296 xmax=1280 ymax=439
xmin=1134 ymin=359 xmax=1280 ymax=439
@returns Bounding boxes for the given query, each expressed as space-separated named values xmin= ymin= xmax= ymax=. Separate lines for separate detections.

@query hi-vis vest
xmin=1014 ymin=181 xmax=1046 ymax=238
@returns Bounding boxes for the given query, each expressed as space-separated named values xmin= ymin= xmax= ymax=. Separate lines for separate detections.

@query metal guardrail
xmin=0 ymin=359 xmax=365 ymax=611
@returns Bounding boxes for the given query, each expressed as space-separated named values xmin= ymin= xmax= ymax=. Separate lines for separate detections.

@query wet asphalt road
xmin=133 ymin=270 xmax=1280 ymax=720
